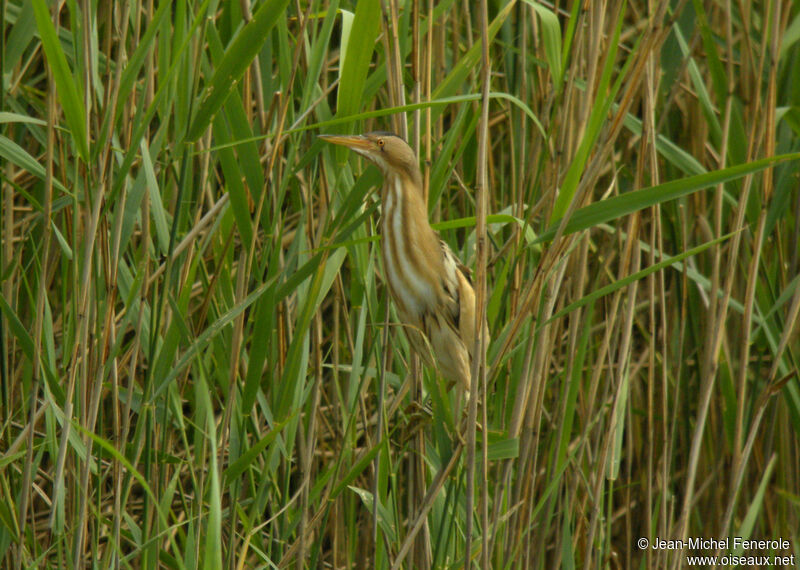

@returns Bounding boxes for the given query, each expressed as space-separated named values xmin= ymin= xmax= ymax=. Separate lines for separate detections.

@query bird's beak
xmin=318 ymin=134 xmax=372 ymax=151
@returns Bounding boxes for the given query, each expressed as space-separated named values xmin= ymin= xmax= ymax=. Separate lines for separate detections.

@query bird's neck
xmin=381 ymin=171 xmax=428 ymax=226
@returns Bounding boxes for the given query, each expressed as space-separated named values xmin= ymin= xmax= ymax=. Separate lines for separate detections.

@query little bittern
xmin=320 ymin=132 xmax=488 ymax=393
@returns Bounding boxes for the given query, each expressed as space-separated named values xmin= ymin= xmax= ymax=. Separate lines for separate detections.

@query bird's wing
xmin=438 ymin=240 xmax=462 ymax=326
xmin=438 ymin=240 xmax=478 ymax=353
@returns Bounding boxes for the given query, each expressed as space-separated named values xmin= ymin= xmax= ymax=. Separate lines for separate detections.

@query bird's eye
xmin=377 ymin=139 xmax=385 ymax=149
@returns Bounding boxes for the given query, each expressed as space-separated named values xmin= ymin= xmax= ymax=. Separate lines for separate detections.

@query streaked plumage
xmin=319 ymin=132 xmax=488 ymax=392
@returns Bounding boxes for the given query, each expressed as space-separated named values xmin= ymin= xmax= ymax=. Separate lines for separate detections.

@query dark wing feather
xmin=439 ymin=240 xmax=465 ymax=333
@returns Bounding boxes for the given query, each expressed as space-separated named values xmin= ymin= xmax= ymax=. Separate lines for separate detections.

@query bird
xmin=319 ymin=131 xmax=488 ymax=395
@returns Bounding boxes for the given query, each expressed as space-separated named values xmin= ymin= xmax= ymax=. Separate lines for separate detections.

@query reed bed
xmin=1 ymin=0 xmax=799 ymax=567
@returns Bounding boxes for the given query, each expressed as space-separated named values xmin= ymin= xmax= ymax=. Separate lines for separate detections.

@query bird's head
xmin=319 ymin=131 xmax=420 ymax=184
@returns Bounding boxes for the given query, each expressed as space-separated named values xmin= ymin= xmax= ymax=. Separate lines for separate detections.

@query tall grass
xmin=2 ymin=0 xmax=799 ymax=568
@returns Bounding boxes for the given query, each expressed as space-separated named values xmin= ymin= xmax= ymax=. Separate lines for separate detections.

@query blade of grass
xmin=333 ymin=0 xmax=381 ymax=125
xmin=537 ymin=152 xmax=800 ymax=244
xmin=187 ymin=0 xmax=291 ymax=141
xmin=543 ymin=232 xmax=735 ymax=327
xmin=31 ymin=0 xmax=88 ymax=161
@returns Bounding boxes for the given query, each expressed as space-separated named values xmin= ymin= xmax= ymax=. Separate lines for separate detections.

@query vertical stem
xmin=466 ymin=0 xmax=491 ymax=566
xmin=21 ymin=2 xmax=57 ymax=562
xmin=372 ymin=300 xmax=390 ymax=551
xmin=0 ymin=0 xmax=8 ymax=443
xmin=411 ymin=0 xmax=421 ymax=158
xmin=423 ymin=0 xmax=433 ymax=206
